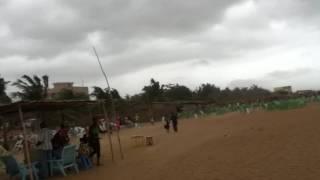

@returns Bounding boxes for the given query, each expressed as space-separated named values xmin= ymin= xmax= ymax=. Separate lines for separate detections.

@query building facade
xmin=47 ymin=82 xmax=89 ymax=99
xmin=274 ymin=86 xmax=292 ymax=95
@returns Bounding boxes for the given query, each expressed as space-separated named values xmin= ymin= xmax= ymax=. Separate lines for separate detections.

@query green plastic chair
xmin=0 ymin=155 xmax=39 ymax=180
xmin=49 ymin=145 xmax=79 ymax=176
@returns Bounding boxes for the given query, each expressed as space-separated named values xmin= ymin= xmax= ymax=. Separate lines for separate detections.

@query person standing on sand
xmin=171 ymin=112 xmax=178 ymax=132
xmin=89 ymin=117 xmax=102 ymax=166
xmin=52 ymin=123 xmax=70 ymax=159
xmin=36 ymin=121 xmax=53 ymax=178
xmin=150 ymin=116 xmax=155 ymax=125
xmin=164 ymin=114 xmax=170 ymax=133
xmin=135 ymin=113 xmax=140 ymax=128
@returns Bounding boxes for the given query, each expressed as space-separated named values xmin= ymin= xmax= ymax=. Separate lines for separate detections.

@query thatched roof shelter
xmin=0 ymin=100 xmax=99 ymax=115
xmin=0 ymin=100 xmax=120 ymax=170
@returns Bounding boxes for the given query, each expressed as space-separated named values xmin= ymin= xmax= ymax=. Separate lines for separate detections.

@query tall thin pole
xmin=101 ymin=101 xmax=114 ymax=162
xmin=93 ymin=47 xmax=112 ymax=90
xmin=93 ymin=46 xmax=124 ymax=160
xmin=19 ymin=105 xmax=34 ymax=180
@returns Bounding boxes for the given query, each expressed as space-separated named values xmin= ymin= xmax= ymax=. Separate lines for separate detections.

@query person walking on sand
xmin=163 ymin=114 xmax=170 ymax=133
xmin=170 ymin=112 xmax=178 ymax=133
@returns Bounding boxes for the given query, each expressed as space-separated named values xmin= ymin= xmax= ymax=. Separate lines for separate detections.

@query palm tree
xmin=0 ymin=76 xmax=11 ymax=104
xmin=162 ymin=83 xmax=193 ymax=101
xmin=91 ymin=86 xmax=122 ymax=114
xmin=195 ymin=83 xmax=221 ymax=100
xmin=91 ymin=86 xmax=121 ymax=100
xmin=142 ymin=78 xmax=164 ymax=119
xmin=142 ymin=78 xmax=163 ymax=103
xmin=12 ymin=75 xmax=49 ymax=101
xmin=91 ymin=86 xmax=109 ymax=100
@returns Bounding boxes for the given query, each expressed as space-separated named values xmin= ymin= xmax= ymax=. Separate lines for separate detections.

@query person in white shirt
xmin=36 ymin=122 xmax=53 ymax=178
xmin=150 ymin=117 xmax=155 ymax=125
xmin=135 ymin=114 xmax=140 ymax=128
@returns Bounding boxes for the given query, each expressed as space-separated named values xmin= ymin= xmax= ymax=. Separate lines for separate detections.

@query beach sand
xmin=3 ymin=103 xmax=320 ymax=180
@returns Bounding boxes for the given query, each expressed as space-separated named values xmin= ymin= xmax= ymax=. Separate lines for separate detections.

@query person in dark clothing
xmin=170 ymin=112 xmax=178 ymax=132
xmin=89 ymin=117 xmax=102 ymax=165
xmin=52 ymin=123 xmax=70 ymax=158
xmin=79 ymin=133 xmax=90 ymax=157
xmin=163 ymin=115 xmax=170 ymax=133
xmin=80 ymin=133 xmax=89 ymax=144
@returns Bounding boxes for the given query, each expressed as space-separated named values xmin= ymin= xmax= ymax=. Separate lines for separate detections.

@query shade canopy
xmin=0 ymin=100 xmax=100 ymax=115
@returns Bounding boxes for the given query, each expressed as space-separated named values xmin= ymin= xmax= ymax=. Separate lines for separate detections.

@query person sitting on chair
xmin=78 ymin=132 xmax=92 ymax=169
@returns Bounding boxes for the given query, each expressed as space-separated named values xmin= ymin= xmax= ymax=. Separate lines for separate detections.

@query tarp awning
xmin=0 ymin=100 xmax=100 ymax=115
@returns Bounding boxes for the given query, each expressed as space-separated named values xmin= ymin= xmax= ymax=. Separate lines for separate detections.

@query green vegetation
xmin=179 ymin=97 xmax=315 ymax=119
xmin=12 ymin=75 xmax=49 ymax=101
xmin=0 ymin=75 xmax=319 ymax=123
xmin=265 ymin=98 xmax=307 ymax=111
xmin=0 ymin=76 xmax=11 ymax=104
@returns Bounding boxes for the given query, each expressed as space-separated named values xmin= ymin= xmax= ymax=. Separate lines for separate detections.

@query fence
xmin=179 ymin=97 xmax=318 ymax=119
xmin=265 ymin=98 xmax=307 ymax=111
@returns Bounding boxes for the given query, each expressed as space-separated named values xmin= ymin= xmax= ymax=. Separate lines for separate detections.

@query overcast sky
xmin=0 ymin=0 xmax=319 ymax=96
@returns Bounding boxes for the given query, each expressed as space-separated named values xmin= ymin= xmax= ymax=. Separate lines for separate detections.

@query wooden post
xmin=89 ymin=106 xmax=93 ymax=123
xmin=59 ymin=109 xmax=65 ymax=124
xmin=93 ymin=47 xmax=124 ymax=160
xmin=112 ymin=104 xmax=124 ymax=160
xmin=116 ymin=127 xmax=124 ymax=160
xmin=101 ymin=101 xmax=115 ymax=162
xmin=18 ymin=105 xmax=34 ymax=180
xmin=1 ymin=119 xmax=9 ymax=150
xmin=111 ymin=107 xmax=124 ymax=159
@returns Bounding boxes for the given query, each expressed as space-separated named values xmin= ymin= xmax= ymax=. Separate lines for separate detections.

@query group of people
xmin=23 ymin=111 xmax=179 ymax=178
xmin=35 ymin=117 xmax=103 ymax=178
xmin=36 ymin=122 xmax=68 ymax=178
xmin=163 ymin=112 xmax=179 ymax=133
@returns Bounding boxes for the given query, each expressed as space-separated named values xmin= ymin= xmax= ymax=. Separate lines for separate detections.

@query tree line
xmin=0 ymin=75 xmax=272 ymax=106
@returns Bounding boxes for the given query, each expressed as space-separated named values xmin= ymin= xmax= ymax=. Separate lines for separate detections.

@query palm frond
xmin=21 ymin=75 xmax=37 ymax=87
xmin=42 ymin=75 xmax=49 ymax=98
xmin=33 ymin=75 xmax=42 ymax=87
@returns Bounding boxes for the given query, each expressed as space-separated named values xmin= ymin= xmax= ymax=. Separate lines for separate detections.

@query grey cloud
xmin=257 ymin=0 xmax=320 ymax=25
xmin=0 ymin=0 xmax=241 ymax=58
xmin=1 ymin=0 xmax=320 ymax=94
xmin=59 ymin=0 xmax=240 ymax=37
xmin=267 ymin=69 xmax=311 ymax=79
xmin=1 ymin=0 xmax=319 ymax=60
xmin=228 ymin=68 xmax=320 ymax=90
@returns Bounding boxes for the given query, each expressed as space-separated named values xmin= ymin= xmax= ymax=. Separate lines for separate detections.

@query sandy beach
xmin=2 ymin=103 xmax=320 ymax=180
xmin=47 ymin=103 xmax=320 ymax=180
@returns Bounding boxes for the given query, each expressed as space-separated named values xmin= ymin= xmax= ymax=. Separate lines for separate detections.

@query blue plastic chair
xmin=78 ymin=155 xmax=92 ymax=170
xmin=49 ymin=145 xmax=79 ymax=176
xmin=0 ymin=155 xmax=39 ymax=180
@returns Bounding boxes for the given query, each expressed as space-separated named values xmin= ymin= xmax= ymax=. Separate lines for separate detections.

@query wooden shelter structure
xmin=0 ymin=100 xmax=123 ymax=180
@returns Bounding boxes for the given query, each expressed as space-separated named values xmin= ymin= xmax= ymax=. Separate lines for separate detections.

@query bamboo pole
xmin=101 ymin=101 xmax=115 ymax=162
xmin=18 ymin=105 xmax=34 ymax=180
xmin=2 ymin=120 xmax=9 ymax=151
xmin=116 ymin=126 xmax=124 ymax=160
xmin=59 ymin=109 xmax=65 ymax=122
xmin=93 ymin=46 xmax=124 ymax=160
